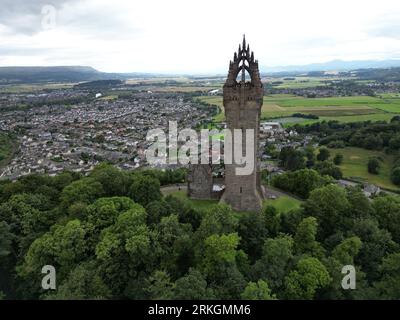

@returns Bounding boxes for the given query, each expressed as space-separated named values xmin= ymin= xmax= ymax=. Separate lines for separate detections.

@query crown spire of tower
xmin=242 ymin=34 xmax=246 ymax=52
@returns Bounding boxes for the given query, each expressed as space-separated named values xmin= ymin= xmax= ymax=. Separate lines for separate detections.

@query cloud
xmin=0 ymin=0 xmax=79 ymax=35
xmin=367 ymin=13 xmax=400 ymax=40
xmin=0 ymin=0 xmax=399 ymax=73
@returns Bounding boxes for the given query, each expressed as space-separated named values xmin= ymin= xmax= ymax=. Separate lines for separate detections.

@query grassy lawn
xmin=164 ymin=189 xmax=302 ymax=213
xmin=263 ymin=195 xmax=302 ymax=213
xmin=328 ymin=147 xmax=399 ymax=190
xmin=98 ymin=95 xmax=119 ymax=100
xmin=164 ymin=190 xmax=218 ymax=210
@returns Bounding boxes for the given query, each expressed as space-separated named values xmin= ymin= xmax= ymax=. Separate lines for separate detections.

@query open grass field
xmin=328 ymin=147 xmax=399 ymax=191
xmin=162 ymin=189 xmax=219 ymax=211
xmin=147 ymin=86 xmax=219 ymax=93
xmin=263 ymin=195 xmax=302 ymax=213
xmin=0 ymin=83 xmax=75 ymax=93
xmin=198 ymin=94 xmax=400 ymax=125
xmin=164 ymin=189 xmax=302 ymax=213
xmin=273 ymin=79 xmax=327 ymax=89
xmin=98 ymin=95 xmax=119 ymax=100
xmin=268 ymin=77 xmax=378 ymax=89
xmin=268 ymin=77 xmax=337 ymax=89
xmin=320 ymin=113 xmax=398 ymax=123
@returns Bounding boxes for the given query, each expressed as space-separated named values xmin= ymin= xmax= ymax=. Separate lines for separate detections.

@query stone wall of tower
xmin=219 ymin=37 xmax=264 ymax=212
xmin=220 ymin=86 xmax=264 ymax=212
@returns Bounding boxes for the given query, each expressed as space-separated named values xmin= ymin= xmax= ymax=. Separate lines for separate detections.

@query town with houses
xmin=0 ymin=80 xmax=393 ymax=200
xmin=0 ymin=89 xmax=215 ymax=180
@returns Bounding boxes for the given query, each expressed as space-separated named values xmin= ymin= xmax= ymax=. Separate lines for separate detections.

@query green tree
xmin=373 ymin=253 xmax=400 ymax=299
xmin=294 ymin=217 xmax=325 ymax=259
xmin=304 ymin=146 xmax=316 ymax=168
xmin=321 ymin=237 xmax=366 ymax=300
xmin=51 ymin=172 xmax=76 ymax=191
xmin=200 ymin=233 xmax=240 ymax=277
xmin=388 ymin=134 xmax=400 ymax=151
xmin=145 ymin=270 xmax=174 ymax=300
xmin=0 ymin=221 xmax=13 ymax=259
xmin=195 ymin=204 xmax=238 ymax=241
xmin=90 ymin=164 xmax=131 ymax=196
xmin=145 ymin=199 xmax=173 ymax=226
xmin=331 ymin=236 xmax=362 ymax=264
xmin=367 ymin=157 xmax=380 ymax=174
xmin=284 ymin=257 xmax=331 ymax=299
xmin=346 ymin=186 xmax=374 ymax=220
xmin=279 ymin=147 xmax=306 ymax=171
xmin=314 ymin=161 xmax=343 ymax=179
xmin=238 ymin=211 xmax=268 ymax=262
xmin=156 ymin=214 xmax=193 ymax=277
xmin=174 ymin=268 xmax=215 ymax=299
xmin=333 ymin=153 xmax=343 ymax=165
xmin=241 ymin=280 xmax=276 ymax=300
xmin=95 ymin=204 xmax=154 ymax=296
xmin=317 ymin=147 xmax=330 ymax=162
xmin=264 ymin=205 xmax=281 ymax=238
xmin=272 ymin=169 xmax=333 ymax=199
xmin=129 ymin=174 xmax=162 ymax=206
xmin=165 ymin=195 xmax=202 ymax=230
xmin=206 ymin=263 xmax=246 ymax=300
xmin=18 ymin=219 xmax=87 ymax=298
xmin=390 ymin=167 xmax=400 ymax=185
xmin=372 ymin=196 xmax=400 ymax=243
xmin=45 ymin=261 xmax=110 ymax=300
xmin=87 ymin=197 xmax=136 ymax=230
xmin=60 ymin=178 xmax=104 ymax=209
xmin=251 ymin=235 xmax=294 ymax=294
xmin=303 ymin=184 xmax=350 ymax=239
xmin=351 ymin=218 xmax=398 ymax=281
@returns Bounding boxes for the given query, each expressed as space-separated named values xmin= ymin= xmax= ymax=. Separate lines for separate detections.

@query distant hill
xmin=2 ymin=62 xmax=400 ymax=83
xmin=263 ymin=59 xmax=400 ymax=74
xmin=354 ymin=67 xmax=400 ymax=82
xmin=0 ymin=66 xmax=157 ymax=84
xmin=74 ymin=79 xmax=124 ymax=89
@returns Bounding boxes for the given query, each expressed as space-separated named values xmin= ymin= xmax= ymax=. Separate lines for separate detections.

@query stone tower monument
xmin=220 ymin=35 xmax=264 ymax=212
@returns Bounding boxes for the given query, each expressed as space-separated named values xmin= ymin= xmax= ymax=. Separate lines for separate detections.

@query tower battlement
xmin=220 ymin=35 xmax=265 ymax=212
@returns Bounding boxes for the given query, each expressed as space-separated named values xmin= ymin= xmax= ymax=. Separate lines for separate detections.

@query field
xmin=162 ymin=189 xmax=219 ymax=210
xmin=263 ymin=195 xmax=302 ymax=213
xmin=271 ymin=77 xmax=328 ymax=89
xmin=126 ymin=77 xmax=222 ymax=93
xmin=163 ymin=189 xmax=301 ymax=213
xmin=198 ymin=94 xmax=400 ymax=124
xmin=0 ymin=83 xmax=75 ymax=93
xmin=98 ymin=95 xmax=119 ymax=100
xmin=328 ymin=147 xmax=399 ymax=191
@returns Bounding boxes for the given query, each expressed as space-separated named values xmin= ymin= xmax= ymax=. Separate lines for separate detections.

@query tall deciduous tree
xmin=251 ymin=235 xmax=294 ymax=295
xmin=241 ymin=280 xmax=276 ymax=300
xmin=284 ymin=257 xmax=331 ymax=300
xmin=294 ymin=217 xmax=325 ymax=259
xmin=128 ymin=174 xmax=162 ymax=206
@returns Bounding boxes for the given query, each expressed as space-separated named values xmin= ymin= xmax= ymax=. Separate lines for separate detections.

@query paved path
xmin=161 ymin=183 xmax=187 ymax=195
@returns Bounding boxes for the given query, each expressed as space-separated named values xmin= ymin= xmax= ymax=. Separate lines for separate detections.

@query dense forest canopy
xmin=0 ymin=164 xmax=400 ymax=300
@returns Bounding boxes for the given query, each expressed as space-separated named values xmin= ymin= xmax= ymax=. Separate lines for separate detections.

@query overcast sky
xmin=0 ymin=0 xmax=400 ymax=73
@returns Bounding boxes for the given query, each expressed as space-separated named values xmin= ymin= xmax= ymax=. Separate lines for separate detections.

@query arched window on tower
xmin=236 ymin=62 xmax=251 ymax=83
